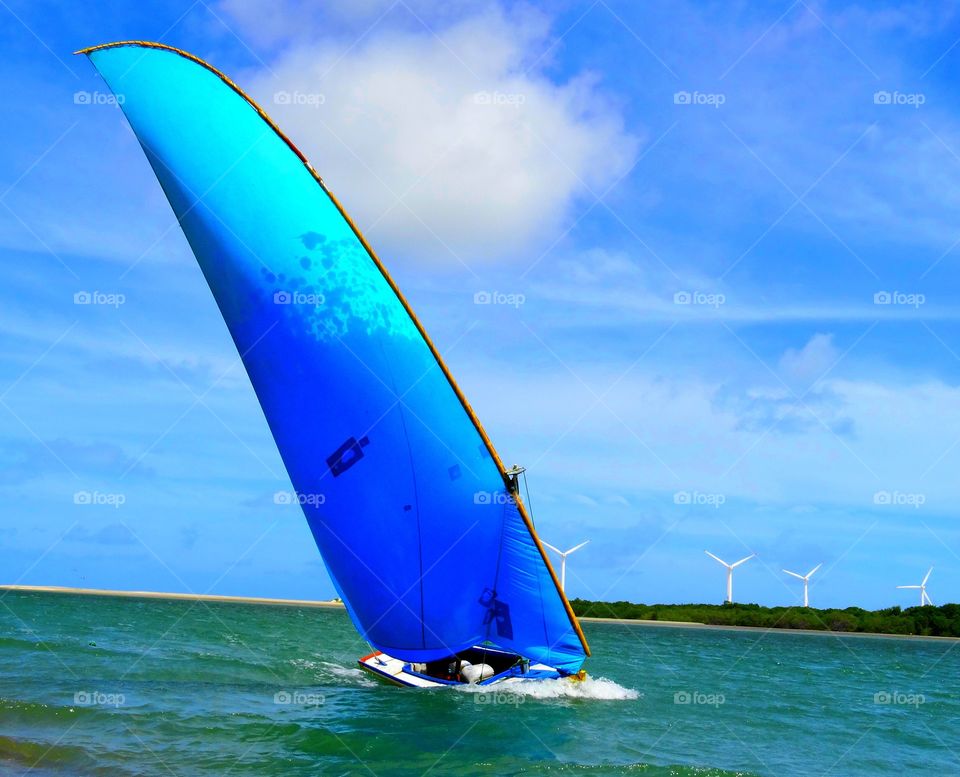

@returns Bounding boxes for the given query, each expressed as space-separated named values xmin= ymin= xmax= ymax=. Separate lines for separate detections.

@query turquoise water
xmin=0 ymin=591 xmax=957 ymax=775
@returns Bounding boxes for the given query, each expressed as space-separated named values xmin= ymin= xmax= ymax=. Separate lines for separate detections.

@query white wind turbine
xmin=541 ymin=540 xmax=589 ymax=592
xmin=705 ymin=551 xmax=755 ymax=603
xmin=782 ymin=563 xmax=822 ymax=608
xmin=897 ymin=567 xmax=934 ymax=606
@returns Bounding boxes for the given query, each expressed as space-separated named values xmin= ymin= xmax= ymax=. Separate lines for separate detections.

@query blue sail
xmin=80 ymin=42 xmax=588 ymax=673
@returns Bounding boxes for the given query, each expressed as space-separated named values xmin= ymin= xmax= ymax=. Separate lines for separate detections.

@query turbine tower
xmin=897 ymin=567 xmax=934 ymax=606
xmin=782 ymin=563 xmax=822 ymax=607
xmin=705 ymin=551 xmax=755 ymax=603
xmin=541 ymin=540 xmax=589 ymax=592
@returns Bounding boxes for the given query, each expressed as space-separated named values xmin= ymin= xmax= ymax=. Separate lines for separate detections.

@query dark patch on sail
xmin=478 ymin=444 xmax=490 ymax=459
xmin=479 ymin=588 xmax=513 ymax=640
xmin=448 ymin=464 xmax=461 ymax=481
xmin=327 ymin=436 xmax=369 ymax=477
xmin=300 ymin=231 xmax=327 ymax=250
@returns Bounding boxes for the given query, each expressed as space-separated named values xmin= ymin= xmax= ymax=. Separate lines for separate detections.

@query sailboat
xmin=78 ymin=42 xmax=590 ymax=688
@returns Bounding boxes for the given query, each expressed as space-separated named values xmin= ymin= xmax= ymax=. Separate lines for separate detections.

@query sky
xmin=3 ymin=0 xmax=960 ymax=610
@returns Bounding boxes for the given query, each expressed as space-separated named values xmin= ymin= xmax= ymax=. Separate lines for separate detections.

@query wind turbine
xmin=897 ymin=567 xmax=934 ymax=606
xmin=705 ymin=551 xmax=755 ymax=603
xmin=541 ymin=540 xmax=589 ymax=592
xmin=782 ymin=563 xmax=822 ymax=607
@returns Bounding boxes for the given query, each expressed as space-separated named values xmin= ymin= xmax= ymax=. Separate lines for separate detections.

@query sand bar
xmin=0 ymin=584 xmax=345 ymax=608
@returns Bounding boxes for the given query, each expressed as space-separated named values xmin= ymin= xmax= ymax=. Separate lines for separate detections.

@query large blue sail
xmin=81 ymin=42 xmax=588 ymax=672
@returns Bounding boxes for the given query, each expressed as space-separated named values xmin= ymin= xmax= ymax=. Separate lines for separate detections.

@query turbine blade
xmin=806 ymin=563 xmax=822 ymax=578
xmin=897 ymin=585 xmax=920 ymax=589
xmin=566 ymin=540 xmax=590 ymax=555
xmin=704 ymin=551 xmax=728 ymax=566
xmin=923 ymin=567 xmax=933 ymax=585
xmin=782 ymin=569 xmax=804 ymax=580
xmin=541 ymin=541 xmax=561 ymax=555
xmin=731 ymin=554 xmax=755 ymax=568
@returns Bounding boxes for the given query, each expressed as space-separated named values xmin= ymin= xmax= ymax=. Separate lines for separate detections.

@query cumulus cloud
xmin=779 ymin=333 xmax=839 ymax=386
xmin=238 ymin=6 xmax=640 ymax=266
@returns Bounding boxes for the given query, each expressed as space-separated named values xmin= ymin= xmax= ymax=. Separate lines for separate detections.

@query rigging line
xmin=522 ymin=469 xmax=534 ymax=527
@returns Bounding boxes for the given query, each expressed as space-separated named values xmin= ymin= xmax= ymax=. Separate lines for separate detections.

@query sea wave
xmin=459 ymin=675 xmax=640 ymax=701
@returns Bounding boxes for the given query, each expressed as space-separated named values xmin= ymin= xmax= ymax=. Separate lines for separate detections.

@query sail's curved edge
xmin=76 ymin=40 xmax=589 ymax=658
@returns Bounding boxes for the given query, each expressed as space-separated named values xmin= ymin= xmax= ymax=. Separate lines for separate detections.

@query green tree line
xmin=569 ymin=599 xmax=960 ymax=637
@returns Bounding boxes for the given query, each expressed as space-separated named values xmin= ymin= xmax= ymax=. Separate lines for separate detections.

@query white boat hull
xmin=358 ymin=645 xmax=578 ymax=688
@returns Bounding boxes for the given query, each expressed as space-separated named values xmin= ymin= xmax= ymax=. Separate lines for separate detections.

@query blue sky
xmin=3 ymin=0 xmax=960 ymax=609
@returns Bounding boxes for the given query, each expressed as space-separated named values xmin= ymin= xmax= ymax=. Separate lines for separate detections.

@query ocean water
xmin=0 ymin=591 xmax=957 ymax=776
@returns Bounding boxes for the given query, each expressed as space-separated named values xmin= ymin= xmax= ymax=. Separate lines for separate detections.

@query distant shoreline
xmin=0 ymin=585 xmax=346 ymax=609
xmin=578 ymin=615 xmax=960 ymax=642
xmin=5 ymin=586 xmax=956 ymax=642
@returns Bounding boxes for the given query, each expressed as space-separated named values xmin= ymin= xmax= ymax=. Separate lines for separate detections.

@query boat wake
xmin=459 ymin=676 xmax=639 ymax=701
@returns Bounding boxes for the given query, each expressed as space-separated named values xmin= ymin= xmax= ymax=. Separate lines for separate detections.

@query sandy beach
xmin=0 ymin=584 xmax=346 ymax=609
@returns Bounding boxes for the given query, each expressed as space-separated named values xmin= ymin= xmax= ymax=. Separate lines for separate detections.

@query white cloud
xmin=240 ymin=6 xmax=640 ymax=266
xmin=458 ymin=344 xmax=960 ymax=514
xmin=779 ymin=333 xmax=838 ymax=385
